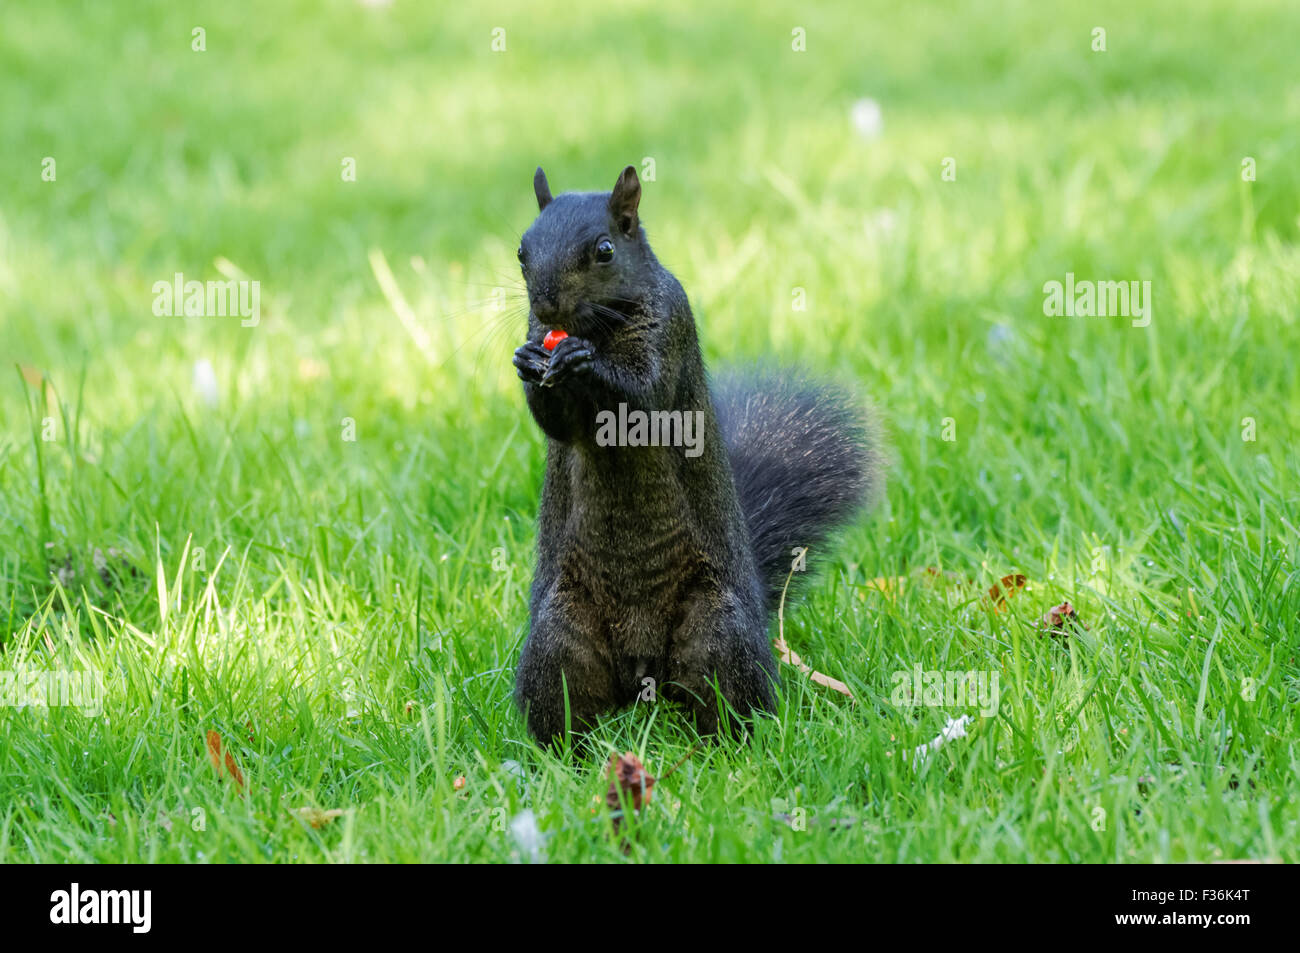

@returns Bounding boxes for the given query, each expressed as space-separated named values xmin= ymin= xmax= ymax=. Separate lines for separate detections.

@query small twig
xmin=774 ymin=557 xmax=855 ymax=700
xmin=658 ymin=743 xmax=698 ymax=782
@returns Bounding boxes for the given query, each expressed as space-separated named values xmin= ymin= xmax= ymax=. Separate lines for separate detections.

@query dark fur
xmin=711 ymin=370 xmax=880 ymax=604
xmin=512 ymin=166 xmax=879 ymax=744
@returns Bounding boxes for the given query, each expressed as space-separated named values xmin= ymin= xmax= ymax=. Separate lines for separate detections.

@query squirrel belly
xmin=511 ymin=165 xmax=880 ymax=745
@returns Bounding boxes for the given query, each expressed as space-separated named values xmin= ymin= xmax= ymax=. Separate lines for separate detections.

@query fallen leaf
xmin=290 ymin=807 xmax=345 ymax=829
xmin=205 ymin=730 xmax=246 ymax=793
xmin=606 ymin=752 xmax=655 ymax=816
xmin=985 ymin=573 xmax=1028 ymax=612
xmin=1040 ymin=600 xmax=1087 ymax=638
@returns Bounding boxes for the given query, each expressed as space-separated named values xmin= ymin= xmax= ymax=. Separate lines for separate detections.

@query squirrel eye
xmin=595 ymin=238 xmax=615 ymax=263
xmin=516 ymin=246 xmax=525 ymax=264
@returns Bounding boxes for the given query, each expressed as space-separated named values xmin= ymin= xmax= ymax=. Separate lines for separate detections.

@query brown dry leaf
xmin=1039 ymin=601 xmax=1087 ymax=638
xmin=985 ymin=573 xmax=1028 ymax=612
xmin=18 ymin=364 xmax=45 ymax=387
xmin=606 ymin=752 xmax=655 ymax=851
xmin=606 ymin=752 xmax=655 ymax=813
xmin=290 ymin=807 xmax=345 ymax=829
xmin=452 ymin=775 xmax=466 ymax=791
xmin=606 ymin=752 xmax=656 ymax=836
xmin=205 ymin=730 xmax=246 ymax=793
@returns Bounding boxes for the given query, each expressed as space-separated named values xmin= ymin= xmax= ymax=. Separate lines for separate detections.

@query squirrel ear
xmin=533 ymin=167 xmax=553 ymax=211
xmin=609 ymin=165 xmax=641 ymax=235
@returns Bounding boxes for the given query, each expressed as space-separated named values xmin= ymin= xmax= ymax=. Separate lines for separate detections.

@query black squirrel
xmin=512 ymin=165 xmax=879 ymax=743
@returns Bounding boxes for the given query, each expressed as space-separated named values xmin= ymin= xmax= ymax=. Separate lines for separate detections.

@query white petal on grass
xmin=510 ymin=808 xmax=544 ymax=863
xmin=851 ymin=98 xmax=884 ymax=139
xmin=192 ymin=359 xmax=218 ymax=407
xmin=911 ymin=715 xmax=973 ymax=769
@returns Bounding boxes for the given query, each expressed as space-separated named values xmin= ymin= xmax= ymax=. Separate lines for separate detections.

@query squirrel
xmin=512 ymin=165 xmax=880 ymax=744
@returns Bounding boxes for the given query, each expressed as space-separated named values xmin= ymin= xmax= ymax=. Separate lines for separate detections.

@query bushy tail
xmin=712 ymin=369 xmax=881 ymax=604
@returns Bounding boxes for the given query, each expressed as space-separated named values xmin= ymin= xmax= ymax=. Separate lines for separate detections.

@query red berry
xmin=543 ymin=329 xmax=568 ymax=351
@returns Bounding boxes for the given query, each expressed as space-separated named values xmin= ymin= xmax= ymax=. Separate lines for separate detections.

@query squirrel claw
xmin=540 ymin=337 xmax=593 ymax=387
xmin=513 ymin=341 xmax=550 ymax=383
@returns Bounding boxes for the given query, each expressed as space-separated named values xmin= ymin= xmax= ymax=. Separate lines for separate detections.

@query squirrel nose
xmin=532 ymin=296 xmax=558 ymax=322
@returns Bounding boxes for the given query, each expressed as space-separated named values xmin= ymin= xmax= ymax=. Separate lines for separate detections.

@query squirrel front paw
xmin=513 ymin=340 xmax=551 ymax=384
xmin=540 ymin=335 xmax=594 ymax=388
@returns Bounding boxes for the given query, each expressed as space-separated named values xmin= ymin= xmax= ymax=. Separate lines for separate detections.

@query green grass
xmin=2 ymin=0 xmax=1299 ymax=862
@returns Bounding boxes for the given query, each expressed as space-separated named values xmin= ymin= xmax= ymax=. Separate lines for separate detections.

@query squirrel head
xmin=518 ymin=165 xmax=652 ymax=336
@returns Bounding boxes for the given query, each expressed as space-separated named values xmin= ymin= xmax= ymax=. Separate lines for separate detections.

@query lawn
xmin=1 ymin=0 xmax=1298 ymax=862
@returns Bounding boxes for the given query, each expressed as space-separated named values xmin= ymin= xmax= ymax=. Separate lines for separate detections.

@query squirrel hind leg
xmin=515 ymin=609 xmax=618 ymax=746
xmin=667 ymin=660 xmax=778 ymax=740
xmin=665 ymin=595 xmax=779 ymax=739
